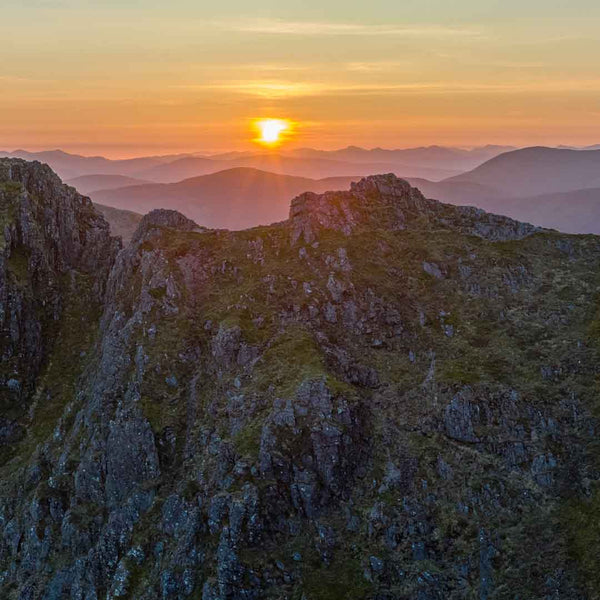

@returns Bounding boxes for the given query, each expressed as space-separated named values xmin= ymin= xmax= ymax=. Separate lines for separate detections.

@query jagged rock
xmin=0 ymin=164 xmax=599 ymax=600
xmin=444 ymin=390 xmax=480 ymax=443
xmin=105 ymin=412 xmax=160 ymax=507
xmin=0 ymin=158 xmax=119 ymax=412
xmin=132 ymin=208 xmax=201 ymax=243
xmin=423 ymin=261 xmax=444 ymax=280
xmin=289 ymin=173 xmax=539 ymax=245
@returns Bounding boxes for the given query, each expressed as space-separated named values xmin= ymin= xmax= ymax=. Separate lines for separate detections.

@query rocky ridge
xmin=0 ymin=159 xmax=119 ymax=448
xmin=289 ymin=173 xmax=538 ymax=244
xmin=1 ymin=162 xmax=600 ymax=599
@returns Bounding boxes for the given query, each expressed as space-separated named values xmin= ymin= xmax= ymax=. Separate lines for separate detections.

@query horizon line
xmin=3 ymin=142 xmax=600 ymax=161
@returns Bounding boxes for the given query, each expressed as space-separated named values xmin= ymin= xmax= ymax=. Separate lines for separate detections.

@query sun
xmin=253 ymin=118 xmax=291 ymax=146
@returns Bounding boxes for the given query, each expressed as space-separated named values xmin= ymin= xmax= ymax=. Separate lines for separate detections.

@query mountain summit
xmin=1 ymin=161 xmax=600 ymax=598
xmin=289 ymin=173 xmax=538 ymax=244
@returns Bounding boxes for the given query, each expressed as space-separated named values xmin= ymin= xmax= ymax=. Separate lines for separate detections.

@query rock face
xmin=0 ymin=159 xmax=119 ymax=445
xmin=132 ymin=208 xmax=202 ymax=243
xmin=1 ymin=168 xmax=600 ymax=599
xmin=290 ymin=173 xmax=538 ymax=244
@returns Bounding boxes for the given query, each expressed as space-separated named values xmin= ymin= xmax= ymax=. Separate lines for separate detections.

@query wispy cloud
xmin=212 ymin=18 xmax=484 ymax=39
xmin=0 ymin=75 xmax=55 ymax=83
xmin=176 ymin=78 xmax=600 ymax=99
xmin=196 ymin=63 xmax=313 ymax=73
xmin=175 ymin=80 xmax=320 ymax=99
xmin=345 ymin=61 xmax=415 ymax=73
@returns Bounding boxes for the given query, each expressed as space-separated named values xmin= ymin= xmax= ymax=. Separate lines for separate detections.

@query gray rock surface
xmin=0 ymin=166 xmax=599 ymax=599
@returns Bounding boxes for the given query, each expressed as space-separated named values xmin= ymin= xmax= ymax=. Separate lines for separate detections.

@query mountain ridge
xmin=90 ymin=167 xmax=359 ymax=230
xmin=89 ymin=165 xmax=600 ymax=235
xmin=66 ymin=174 xmax=153 ymax=194
xmin=0 ymin=145 xmax=516 ymax=183
xmin=446 ymin=146 xmax=600 ymax=196
xmin=1 ymin=160 xmax=600 ymax=598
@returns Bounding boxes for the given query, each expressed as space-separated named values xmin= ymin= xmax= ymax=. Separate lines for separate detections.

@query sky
xmin=1 ymin=0 xmax=600 ymax=156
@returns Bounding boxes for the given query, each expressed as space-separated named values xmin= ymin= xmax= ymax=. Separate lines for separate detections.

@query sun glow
xmin=253 ymin=118 xmax=291 ymax=146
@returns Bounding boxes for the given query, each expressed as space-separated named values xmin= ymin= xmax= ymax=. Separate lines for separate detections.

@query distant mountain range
xmin=446 ymin=147 xmax=600 ymax=196
xmin=0 ymin=149 xmax=183 ymax=181
xmin=428 ymin=147 xmax=600 ymax=234
xmin=7 ymin=145 xmax=600 ymax=235
xmin=66 ymin=174 xmax=152 ymax=195
xmin=136 ymin=154 xmax=418 ymax=182
xmin=91 ymin=168 xmax=358 ymax=230
xmin=285 ymin=144 xmax=515 ymax=170
xmin=93 ymin=203 xmax=143 ymax=242
xmin=470 ymin=188 xmax=600 ymax=235
xmin=87 ymin=147 xmax=600 ymax=235
xmin=406 ymin=178 xmax=600 ymax=235
xmin=0 ymin=144 xmax=516 ymax=183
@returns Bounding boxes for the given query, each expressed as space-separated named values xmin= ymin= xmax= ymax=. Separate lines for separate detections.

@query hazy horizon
xmin=3 ymin=0 xmax=600 ymax=156
xmin=3 ymin=141 xmax=600 ymax=161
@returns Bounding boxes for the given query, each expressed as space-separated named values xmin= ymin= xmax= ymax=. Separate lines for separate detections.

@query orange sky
xmin=2 ymin=1 xmax=600 ymax=157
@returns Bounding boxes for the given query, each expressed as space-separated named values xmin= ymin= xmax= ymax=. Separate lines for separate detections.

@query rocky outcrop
xmin=290 ymin=173 xmax=539 ymax=244
xmin=1 ymin=166 xmax=599 ymax=599
xmin=0 ymin=159 xmax=119 ymax=432
xmin=132 ymin=208 xmax=202 ymax=243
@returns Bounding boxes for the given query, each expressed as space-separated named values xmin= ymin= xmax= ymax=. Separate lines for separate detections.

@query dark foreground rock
xmin=1 ymin=165 xmax=600 ymax=599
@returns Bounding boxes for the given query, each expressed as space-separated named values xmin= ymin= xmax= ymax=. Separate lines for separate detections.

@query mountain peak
xmin=289 ymin=173 xmax=539 ymax=244
xmin=289 ymin=174 xmax=429 ymax=244
xmin=132 ymin=208 xmax=201 ymax=243
xmin=349 ymin=172 xmax=419 ymax=196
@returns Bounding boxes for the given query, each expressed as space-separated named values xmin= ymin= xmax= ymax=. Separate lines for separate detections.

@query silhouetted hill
xmin=137 ymin=153 xmax=451 ymax=182
xmin=288 ymin=144 xmax=514 ymax=172
xmin=447 ymin=147 xmax=600 ymax=196
xmin=472 ymin=188 xmax=600 ymax=235
xmin=405 ymin=177 xmax=503 ymax=205
xmin=135 ymin=156 xmax=227 ymax=182
xmin=0 ymin=149 xmax=191 ymax=180
xmin=67 ymin=174 xmax=152 ymax=195
xmin=91 ymin=168 xmax=358 ymax=229
xmin=93 ymin=203 xmax=143 ymax=241
xmin=5 ymin=145 xmax=518 ymax=185
xmin=405 ymin=177 xmax=600 ymax=234
xmin=88 ymin=161 xmax=600 ymax=235
xmin=90 ymin=165 xmax=600 ymax=235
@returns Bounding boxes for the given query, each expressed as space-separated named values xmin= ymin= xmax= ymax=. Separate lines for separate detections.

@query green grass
xmin=148 ymin=285 xmax=167 ymax=300
xmin=0 ymin=273 xmax=103 ymax=471
xmin=0 ymin=181 xmax=23 ymax=197
xmin=300 ymin=554 xmax=373 ymax=600
xmin=0 ymin=182 xmax=20 ymax=249
xmin=561 ymin=488 xmax=600 ymax=595
xmin=248 ymin=325 xmax=348 ymax=397
xmin=6 ymin=246 xmax=30 ymax=284
xmin=233 ymin=419 xmax=263 ymax=459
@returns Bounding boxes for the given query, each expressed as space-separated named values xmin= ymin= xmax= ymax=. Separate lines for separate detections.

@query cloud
xmin=175 ymin=81 xmax=320 ymax=99
xmin=212 ymin=18 xmax=484 ymax=39
xmin=175 ymin=78 xmax=600 ymax=99
xmin=0 ymin=75 xmax=54 ymax=83
xmin=345 ymin=61 xmax=415 ymax=73
xmin=197 ymin=63 xmax=313 ymax=73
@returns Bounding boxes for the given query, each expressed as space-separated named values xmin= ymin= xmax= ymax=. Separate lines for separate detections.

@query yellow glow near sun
xmin=253 ymin=118 xmax=291 ymax=146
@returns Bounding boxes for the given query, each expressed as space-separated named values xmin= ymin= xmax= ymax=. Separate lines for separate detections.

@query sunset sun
xmin=253 ymin=118 xmax=291 ymax=146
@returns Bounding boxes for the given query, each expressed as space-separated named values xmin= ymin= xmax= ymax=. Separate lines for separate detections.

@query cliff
xmin=1 ymin=163 xmax=599 ymax=599
xmin=0 ymin=159 xmax=119 ymax=451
